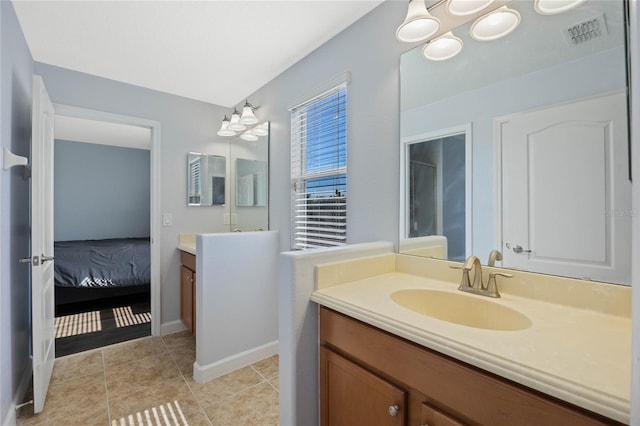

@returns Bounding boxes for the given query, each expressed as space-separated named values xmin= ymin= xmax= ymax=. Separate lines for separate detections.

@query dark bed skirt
xmin=55 ymin=284 xmax=150 ymax=307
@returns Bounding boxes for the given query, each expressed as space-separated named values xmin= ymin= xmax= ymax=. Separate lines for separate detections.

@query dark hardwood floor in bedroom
xmin=54 ymin=293 xmax=151 ymax=357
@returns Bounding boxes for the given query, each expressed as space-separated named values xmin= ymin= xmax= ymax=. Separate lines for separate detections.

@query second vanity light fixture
xmin=217 ymin=100 xmax=267 ymax=141
xmin=397 ymin=0 xmax=587 ymax=61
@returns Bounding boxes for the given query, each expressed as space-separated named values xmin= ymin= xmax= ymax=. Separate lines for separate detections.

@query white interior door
xmin=500 ymin=91 xmax=630 ymax=284
xmin=31 ymin=75 xmax=55 ymax=413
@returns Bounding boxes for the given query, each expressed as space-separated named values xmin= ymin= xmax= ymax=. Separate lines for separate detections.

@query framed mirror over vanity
xmin=399 ymin=0 xmax=631 ymax=286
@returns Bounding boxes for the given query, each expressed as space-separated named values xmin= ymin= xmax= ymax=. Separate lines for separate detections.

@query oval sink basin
xmin=390 ymin=289 xmax=532 ymax=331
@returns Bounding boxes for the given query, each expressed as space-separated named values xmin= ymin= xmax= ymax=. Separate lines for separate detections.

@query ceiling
xmin=12 ymin=0 xmax=384 ymax=108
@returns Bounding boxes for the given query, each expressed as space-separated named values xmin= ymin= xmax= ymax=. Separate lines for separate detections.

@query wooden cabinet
xmin=319 ymin=307 xmax=620 ymax=426
xmin=320 ymin=346 xmax=406 ymax=426
xmin=180 ymin=251 xmax=196 ymax=334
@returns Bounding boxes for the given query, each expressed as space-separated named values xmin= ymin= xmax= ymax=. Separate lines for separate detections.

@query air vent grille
xmin=564 ymin=14 xmax=608 ymax=46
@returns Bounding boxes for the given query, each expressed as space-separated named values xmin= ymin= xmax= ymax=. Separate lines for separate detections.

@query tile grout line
xmin=161 ymin=334 xmax=213 ymax=426
xmin=250 ymin=365 xmax=279 ymax=393
xmin=101 ymin=348 xmax=112 ymax=426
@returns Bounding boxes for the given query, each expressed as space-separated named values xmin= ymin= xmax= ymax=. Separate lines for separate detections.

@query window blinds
xmin=291 ymin=85 xmax=347 ymax=250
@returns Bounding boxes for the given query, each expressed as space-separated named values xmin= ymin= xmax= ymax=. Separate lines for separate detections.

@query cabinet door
xmin=180 ymin=265 xmax=194 ymax=333
xmin=421 ymin=402 xmax=467 ymax=426
xmin=320 ymin=346 xmax=406 ymax=426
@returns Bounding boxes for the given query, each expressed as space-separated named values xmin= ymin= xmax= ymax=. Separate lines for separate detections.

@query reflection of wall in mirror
xmin=402 ymin=46 xmax=626 ymax=260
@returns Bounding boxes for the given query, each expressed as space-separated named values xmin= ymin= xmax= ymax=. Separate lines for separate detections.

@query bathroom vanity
xmin=311 ymin=254 xmax=631 ymax=425
xmin=178 ymin=234 xmax=197 ymax=334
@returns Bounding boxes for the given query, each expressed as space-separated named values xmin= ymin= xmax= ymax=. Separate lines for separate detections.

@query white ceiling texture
xmin=12 ymin=0 xmax=383 ymax=149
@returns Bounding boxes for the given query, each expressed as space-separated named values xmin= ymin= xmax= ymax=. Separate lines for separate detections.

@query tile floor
xmin=17 ymin=332 xmax=279 ymax=426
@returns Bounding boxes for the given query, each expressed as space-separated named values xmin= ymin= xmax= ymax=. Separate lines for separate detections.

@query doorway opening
xmin=51 ymin=105 xmax=161 ymax=357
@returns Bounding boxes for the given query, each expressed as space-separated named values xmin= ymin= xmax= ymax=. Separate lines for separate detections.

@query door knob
xmin=388 ymin=404 xmax=400 ymax=417
xmin=41 ymin=254 xmax=54 ymax=263
xmin=505 ymin=242 xmax=531 ymax=254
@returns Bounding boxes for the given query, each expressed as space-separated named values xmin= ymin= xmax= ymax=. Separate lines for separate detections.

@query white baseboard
xmin=160 ymin=320 xmax=187 ymax=336
xmin=193 ymin=340 xmax=278 ymax=384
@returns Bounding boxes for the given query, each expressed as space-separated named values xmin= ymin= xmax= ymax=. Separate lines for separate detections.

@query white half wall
xmin=278 ymin=241 xmax=394 ymax=426
xmin=194 ymin=231 xmax=279 ymax=383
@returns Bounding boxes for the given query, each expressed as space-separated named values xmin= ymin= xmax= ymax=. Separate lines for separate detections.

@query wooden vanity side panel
xmin=180 ymin=251 xmax=196 ymax=271
xmin=319 ymin=307 xmax=619 ymax=426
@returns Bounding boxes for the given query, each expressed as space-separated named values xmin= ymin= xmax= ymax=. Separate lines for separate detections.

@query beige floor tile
xmin=203 ymin=382 xmax=279 ymax=426
xmin=251 ymin=354 xmax=279 ymax=379
xmin=189 ymin=366 xmax=264 ymax=408
xmin=18 ymin=372 xmax=108 ymax=425
xmin=180 ymin=409 xmax=212 ymax=426
xmin=108 ymin=376 xmax=201 ymax=419
xmin=18 ymin=403 xmax=110 ymax=426
xmin=105 ymin=354 xmax=181 ymax=396
xmin=51 ymin=349 xmax=104 ymax=384
xmin=267 ymin=374 xmax=279 ymax=392
xmin=168 ymin=346 xmax=196 ymax=377
xmin=162 ymin=331 xmax=195 ymax=351
xmin=109 ymin=400 xmax=205 ymax=426
xmin=102 ymin=336 xmax=168 ymax=368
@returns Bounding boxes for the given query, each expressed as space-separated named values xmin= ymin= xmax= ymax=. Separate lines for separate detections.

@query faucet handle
xmin=489 ymin=272 xmax=513 ymax=279
xmin=485 ymin=272 xmax=513 ymax=298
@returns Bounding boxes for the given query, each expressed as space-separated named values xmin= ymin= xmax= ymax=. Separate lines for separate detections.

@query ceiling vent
xmin=564 ymin=14 xmax=608 ymax=46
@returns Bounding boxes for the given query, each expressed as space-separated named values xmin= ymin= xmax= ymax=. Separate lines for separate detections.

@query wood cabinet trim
xmin=319 ymin=306 xmax=619 ymax=426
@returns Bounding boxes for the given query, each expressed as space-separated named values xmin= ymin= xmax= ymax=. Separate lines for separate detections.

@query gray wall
xmin=54 ymin=140 xmax=151 ymax=241
xmin=34 ymin=62 xmax=231 ymax=327
xmin=0 ymin=2 xmax=33 ymax=423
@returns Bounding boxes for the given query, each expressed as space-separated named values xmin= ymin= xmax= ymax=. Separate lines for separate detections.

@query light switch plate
xmin=223 ymin=213 xmax=231 ymax=225
xmin=162 ymin=213 xmax=173 ymax=227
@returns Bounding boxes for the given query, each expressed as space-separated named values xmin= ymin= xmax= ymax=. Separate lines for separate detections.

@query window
xmin=291 ymin=84 xmax=347 ymax=250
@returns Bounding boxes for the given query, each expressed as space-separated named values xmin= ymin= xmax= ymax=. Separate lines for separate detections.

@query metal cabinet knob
xmin=388 ymin=404 xmax=400 ymax=417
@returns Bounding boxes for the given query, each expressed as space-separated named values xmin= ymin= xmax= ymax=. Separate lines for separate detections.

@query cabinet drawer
xmin=180 ymin=250 xmax=196 ymax=271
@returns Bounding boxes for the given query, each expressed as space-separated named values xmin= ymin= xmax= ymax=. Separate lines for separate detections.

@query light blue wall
xmin=245 ymin=1 xmax=409 ymax=253
xmin=0 ymin=1 xmax=33 ymax=423
xmin=54 ymin=140 xmax=151 ymax=241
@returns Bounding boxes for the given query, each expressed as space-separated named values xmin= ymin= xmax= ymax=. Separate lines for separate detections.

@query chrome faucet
xmin=451 ymin=255 xmax=512 ymax=298
xmin=487 ymin=249 xmax=502 ymax=267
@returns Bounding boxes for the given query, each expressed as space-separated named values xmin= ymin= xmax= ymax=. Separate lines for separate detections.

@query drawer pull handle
xmin=388 ymin=404 xmax=400 ymax=417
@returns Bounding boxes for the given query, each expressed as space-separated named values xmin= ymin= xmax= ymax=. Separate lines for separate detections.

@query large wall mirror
xmin=399 ymin=0 xmax=631 ymax=285
xmin=229 ymin=122 xmax=270 ymax=231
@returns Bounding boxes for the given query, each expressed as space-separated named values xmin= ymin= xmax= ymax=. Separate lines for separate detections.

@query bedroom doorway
xmin=51 ymin=105 xmax=161 ymax=356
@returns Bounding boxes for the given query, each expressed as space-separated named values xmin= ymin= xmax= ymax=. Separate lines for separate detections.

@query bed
xmin=54 ymin=237 xmax=151 ymax=306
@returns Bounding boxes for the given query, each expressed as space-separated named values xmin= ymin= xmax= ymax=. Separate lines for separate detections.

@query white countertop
xmin=311 ymin=256 xmax=631 ymax=424
xmin=177 ymin=233 xmax=196 ymax=255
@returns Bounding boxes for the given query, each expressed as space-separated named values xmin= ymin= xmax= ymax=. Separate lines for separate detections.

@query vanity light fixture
xmin=251 ymin=122 xmax=269 ymax=136
xmin=470 ymin=6 xmax=521 ymax=41
xmin=217 ymin=115 xmax=236 ymax=137
xmin=447 ymin=0 xmax=495 ymax=16
xmin=396 ymin=0 xmax=440 ymax=43
xmin=239 ymin=100 xmax=259 ymax=125
xmin=240 ymin=131 xmax=259 ymax=142
xmin=534 ymin=0 xmax=586 ymax=15
xmin=227 ymin=108 xmax=246 ymax=132
xmin=423 ymin=32 xmax=463 ymax=61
